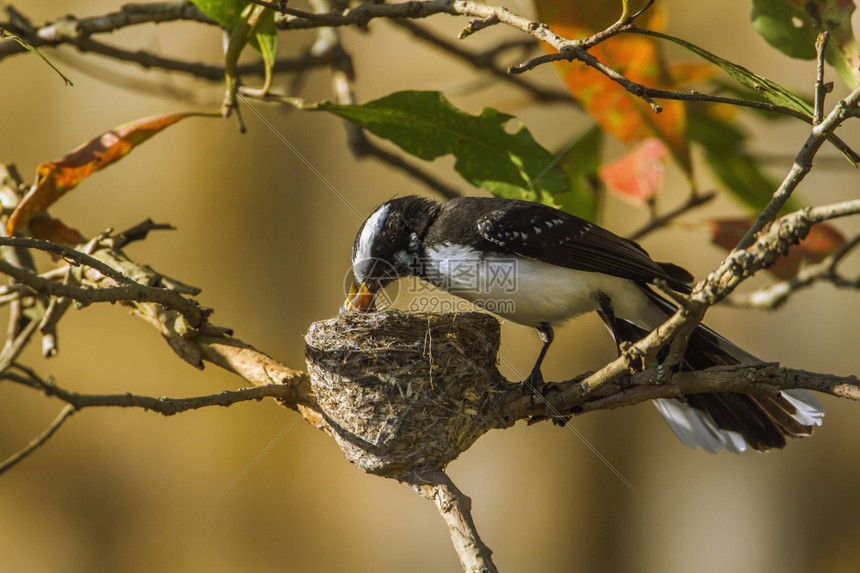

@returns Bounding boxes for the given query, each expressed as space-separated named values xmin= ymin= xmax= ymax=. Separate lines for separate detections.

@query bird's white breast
xmin=422 ymin=243 xmax=662 ymax=328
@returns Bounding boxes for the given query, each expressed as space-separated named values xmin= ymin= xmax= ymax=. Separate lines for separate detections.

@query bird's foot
xmin=522 ymin=368 xmax=546 ymax=398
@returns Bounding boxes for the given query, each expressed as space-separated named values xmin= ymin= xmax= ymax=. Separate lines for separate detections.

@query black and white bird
xmin=343 ymin=195 xmax=824 ymax=453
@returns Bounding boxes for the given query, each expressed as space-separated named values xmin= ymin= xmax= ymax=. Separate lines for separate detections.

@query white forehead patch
xmin=353 ymin=203 xmax=390 ymax=280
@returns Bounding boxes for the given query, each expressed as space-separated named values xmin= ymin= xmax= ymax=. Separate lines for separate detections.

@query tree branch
xmin=0 ymin=2 xmax=212 ymax=58
xmin=0 ymin=404 xmax=75 ymax=476
xmin=503 ymin=362 xmax=860 ymax=423
xmin=0 ymin=364 xmax=307 ymax=476
xmin=737 ymin=85 xmax=860 ymax=250
xmin=727 ymin=234 xmax=860 ymax=310
xmin=628 ymin=190 xmax=716 ymax=241
xmin=413 ymin=469 xmax=498 ymax=573
xmin=3 ymin=366 xmax=298 ymax=414
xmin=390 ymin=19 xmax=575 ymax=105
xmin=813 ymin=31 xmax=831 ymax=126
xmin=0 ymin=257 xmax=206 ymax=327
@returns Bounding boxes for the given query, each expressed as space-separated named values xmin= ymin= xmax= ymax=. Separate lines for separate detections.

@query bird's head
xmin=343 ymin=195 xmax=439 ymax=313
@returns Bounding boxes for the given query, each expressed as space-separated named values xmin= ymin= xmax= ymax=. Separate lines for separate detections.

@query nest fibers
xmin=305 ymin=310 xmax=511 ymax=481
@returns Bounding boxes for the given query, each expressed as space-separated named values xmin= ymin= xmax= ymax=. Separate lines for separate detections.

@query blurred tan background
xmin=1 ymin=1 xmax=859 ymax=572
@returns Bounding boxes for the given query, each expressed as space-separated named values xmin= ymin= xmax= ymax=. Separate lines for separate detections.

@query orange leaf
xmin=6 ymin=111 xmax=214 ymax=236
xmin=703 ymin=218 xmax=846 ymax=280
xmin=534 ymin=1 xmax=692 ymax=175
xmin=598 ymin=138 xmax=668 ymax=206
xmin=667 ymin=61 xmax=718 ymax=87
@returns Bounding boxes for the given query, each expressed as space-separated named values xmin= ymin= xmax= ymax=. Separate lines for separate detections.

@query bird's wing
xmin=474 ymin=200 xmax=692 ymax=290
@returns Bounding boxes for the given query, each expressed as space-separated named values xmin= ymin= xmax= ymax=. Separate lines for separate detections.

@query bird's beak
xmin=341 ymin=281 xmax=376 ymax=313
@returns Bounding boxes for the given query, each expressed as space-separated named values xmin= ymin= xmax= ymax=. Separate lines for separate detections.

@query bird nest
xmin=305 ymin=310 xmax=511 ymax=481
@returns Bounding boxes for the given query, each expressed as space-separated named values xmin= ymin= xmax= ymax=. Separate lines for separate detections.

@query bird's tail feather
xmin=607 ymin=287 xmax=824 ymax=453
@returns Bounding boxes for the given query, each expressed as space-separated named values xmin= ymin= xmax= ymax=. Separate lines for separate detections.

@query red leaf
xmin=598 ymin=138 xmax=668 ymax=206
xmin=6 ymin=111 xmax=215 ymax=236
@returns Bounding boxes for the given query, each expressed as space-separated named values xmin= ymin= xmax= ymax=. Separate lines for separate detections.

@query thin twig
xmin=73 ymin=37 xmax=334 ymax=81
xmin=391 ymin=19 xmax=574 ymax=105
xmin=37 ymin=265 xmax=75 ymax=357
xmin=813 ymin=32 xmax=830 ymax=126
xmin=349 ymin=132 xmax=465 ymax=200
xmin=0 ymin=237 xmax=134 ymax=285
xmin=628 ymin=190 xmax=716 ymax=241
xmin=0 ymin=258 xmax=205 ymax=327
xmin=0 ymin=363 xmax=307 ymax=476
xmin=0 ymin=404 xmax=75 ymax=476
xmin=308 ymin=4 xmax=466 ymax=200
xmin=5 ymin=368 xmax=298 ymax=414
xmin=736 ymin=85 xmax=860 ymax=251
xmin=0 ymin=236 xmax=206 ymax=325
xmin=0 ymin=316 xmax=40 ymax=373
xmin=728 ymin=234 xmax=860 ymax=310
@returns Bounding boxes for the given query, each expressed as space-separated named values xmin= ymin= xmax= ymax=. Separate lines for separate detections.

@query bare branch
xmin=0 ymin=236 xmax=136 ymax=286
xmin=728 ymin=234 xmax=860 ymax=310
xmin=270 ymin=0 xmax=661 ymax=111
xmin=813 ymin=31 xmax=831 ymax=125
xmin=628 ymin=190 xmax=716 ymax=241
xmin=0 ymin=363 xmax=305 ymax=476
xmin=37 ymin=266 xmax=75 ymax=357
xmin=66 ymin=37 xmax=335 ymax=81
xmin=37 ymin=2 xmax=214 ymax=38
xmin=737 ymin=85 xmax=860 ymax=250
xmin=698 ymin=200 xmax=860 ymax=309
xmin=0 ymin=404 xmax=74 ymax=476
xmin=390 ymin=19 xmax=574 ymax=105
xmin=0 ymin=314 xmax=40 ymax=373
xmin=4 ymin=367 xmax=298 ymax=414
xmin=413 ymin=469 xmax=499 ymax=573
xmin=347 ymin=132 xmax=465 ymax=200
xmin=511 ymin=362 xmax=860 ymax=422
xmin=0 ymin=257 xmax=206 ymax=327
xmin=0 ymin=3 xmax=212 ymax=59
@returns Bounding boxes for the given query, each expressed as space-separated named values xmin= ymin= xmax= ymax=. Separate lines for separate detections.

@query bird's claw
xmin=522 ymin=368 xmax=546 ymax=398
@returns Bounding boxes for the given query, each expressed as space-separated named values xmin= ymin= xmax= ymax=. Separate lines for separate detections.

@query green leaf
xmin=639 ymin=29 xmax=814 ymax=116
xmin=251 ymin=8 xmax=277 ymax=67
xmin=751 ymin=0 xmax=860 ymax=88
xmin=190 ymin=0 xmax=245 ymax=28
xmin=710 ymin=80 xmax=798 ymax=121
xmin=687 ymin=105 xmax=803 ymax=212
xmin=553 ymin=128 xmax=602 ymax=221
xmin=321 ymin=91 xmax=570 ymax=202
xmin=190 ymin=0 xmax=276 ymax=59
xmin=751 ymin=0 xmax=817 ymax=60
xmin=640 ymin=28 xmax=857 ymax=164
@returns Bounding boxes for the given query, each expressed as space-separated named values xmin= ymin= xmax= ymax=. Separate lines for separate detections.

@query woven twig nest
xmin=305 ymin=310 xmax=512 ymax=481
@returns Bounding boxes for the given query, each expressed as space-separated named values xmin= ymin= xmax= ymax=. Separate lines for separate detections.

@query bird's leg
xmin=597 ymin=293 xmax=622 ymax=356
xmin=523 ymin=323 xmax=554 ymax=395
xmin=597 ymin=292 xmax=650 ymax=372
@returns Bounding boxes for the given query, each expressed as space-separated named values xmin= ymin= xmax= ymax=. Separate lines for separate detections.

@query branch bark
xmin=413 ymin=469 xmax=499 ymax=573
